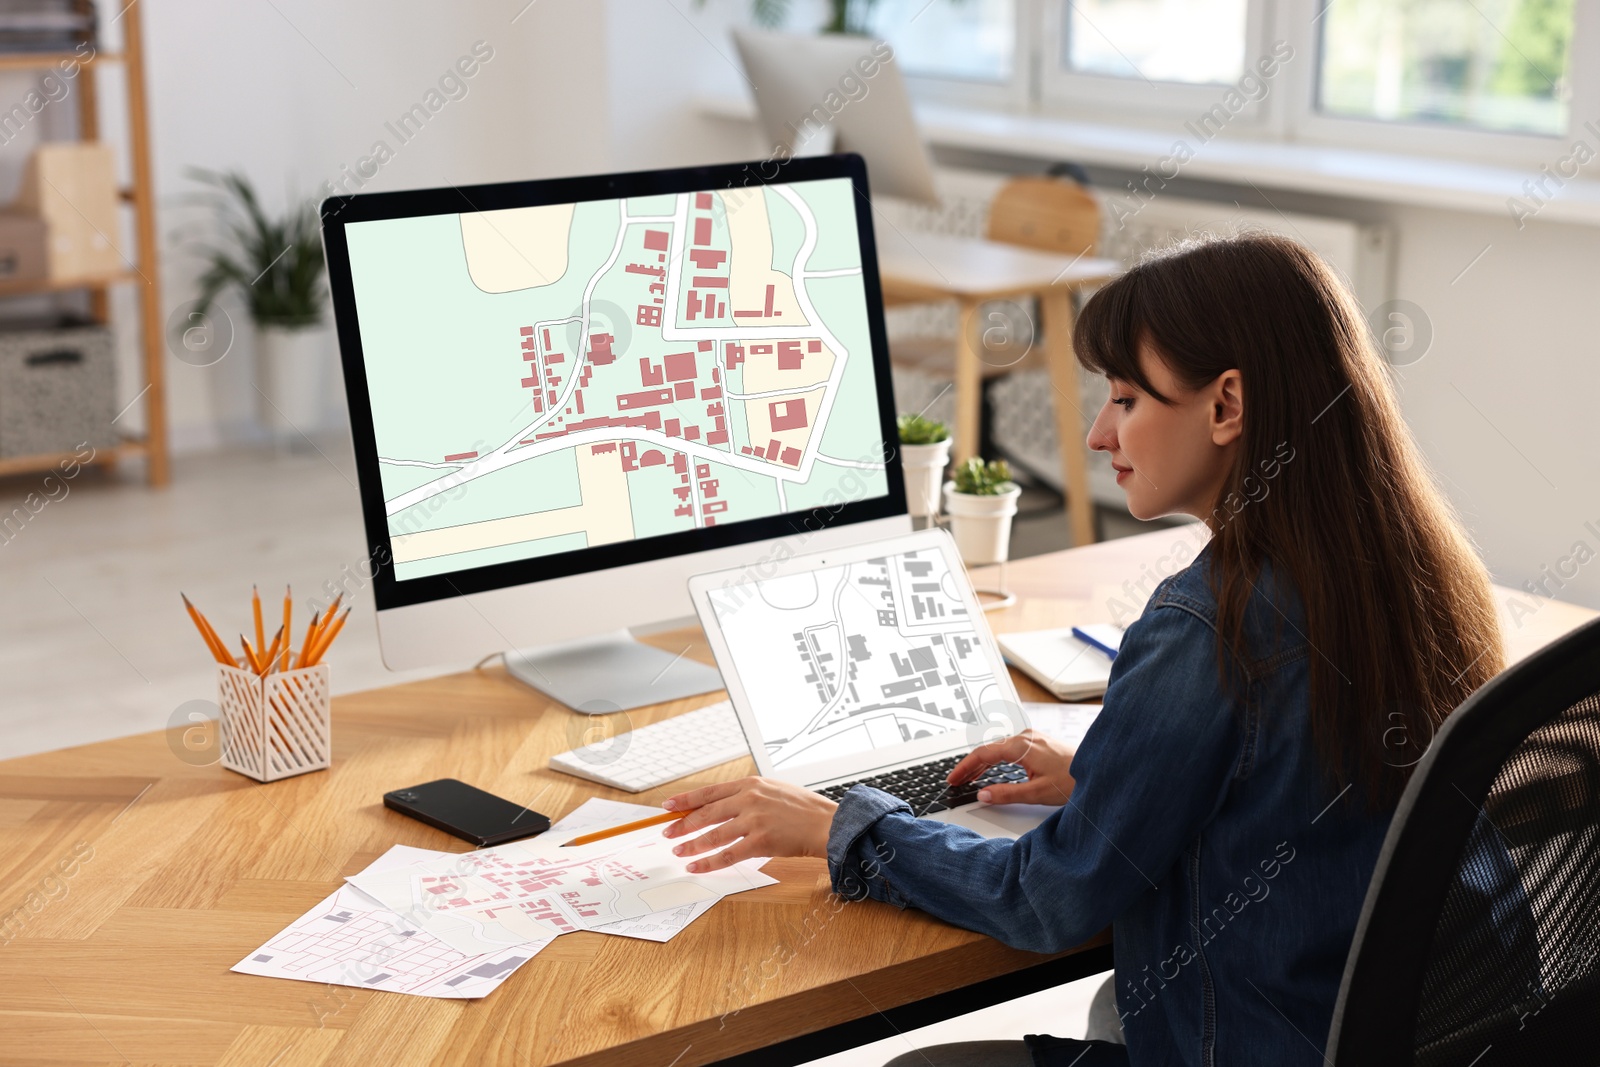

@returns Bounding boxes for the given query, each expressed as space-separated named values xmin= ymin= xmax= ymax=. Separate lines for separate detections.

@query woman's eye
xmin=1111 ymin=396 xmax=1134 ymax=410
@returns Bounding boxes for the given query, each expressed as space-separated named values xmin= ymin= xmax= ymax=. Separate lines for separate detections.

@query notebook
xmin=998 ymin=625 xmax=1123 ymax=701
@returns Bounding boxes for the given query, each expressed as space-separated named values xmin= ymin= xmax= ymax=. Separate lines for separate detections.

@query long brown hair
xmin=1074 ymin=232 xmax=1502 ymax=808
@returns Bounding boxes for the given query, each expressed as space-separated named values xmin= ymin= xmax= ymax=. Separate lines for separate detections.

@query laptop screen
xmin=705 ymin=546 xmax=1010 ymax=775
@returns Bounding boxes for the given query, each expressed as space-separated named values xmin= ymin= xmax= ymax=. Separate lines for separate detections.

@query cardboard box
xmin=0 ymin=210 xmax=48 ymax=284
xmin=15 ymin=142 xmax=124 ymax=281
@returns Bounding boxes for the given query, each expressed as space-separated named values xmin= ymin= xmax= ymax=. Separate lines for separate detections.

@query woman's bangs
xmin=1073 ymin=273 xmax=1159 ymax=396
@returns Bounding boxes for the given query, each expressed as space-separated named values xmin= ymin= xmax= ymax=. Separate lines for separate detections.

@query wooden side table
xmin=876 ymin=228 xmax=1120 ymax=547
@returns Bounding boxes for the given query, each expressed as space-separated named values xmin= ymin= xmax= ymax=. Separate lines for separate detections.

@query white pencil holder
xmin=216 ymin=662 xmax=332 ymax=782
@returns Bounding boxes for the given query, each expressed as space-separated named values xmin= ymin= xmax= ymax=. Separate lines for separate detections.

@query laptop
xmin=689 ymin=529 xmax=1060 ymax=840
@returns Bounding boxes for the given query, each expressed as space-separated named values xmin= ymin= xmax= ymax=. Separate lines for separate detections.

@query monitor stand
xmin=503 ymin=629 xmax=724 ymax=714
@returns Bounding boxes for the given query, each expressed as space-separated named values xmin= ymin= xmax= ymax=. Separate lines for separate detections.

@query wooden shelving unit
xmin=0 ymin=4 xmax=167 ymax=485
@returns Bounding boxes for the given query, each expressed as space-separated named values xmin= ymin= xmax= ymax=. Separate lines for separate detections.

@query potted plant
xmin=896 ymin=412 xmax=952 ymax=520
xmin=191 ymin=169 xmax=329 ymax=441
xmin=944 ymin=457 xmax=1021 ymax=566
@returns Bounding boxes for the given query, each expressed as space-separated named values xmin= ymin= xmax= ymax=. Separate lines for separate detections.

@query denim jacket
xmin=826 ymin=544 xmax=1393 ymax=1066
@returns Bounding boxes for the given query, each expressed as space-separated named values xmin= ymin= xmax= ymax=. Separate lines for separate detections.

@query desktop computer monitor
xmin=321 ymin=154 xmax=911 ymax=712
xmin=733 ymin=27 xmax=940 ymax=207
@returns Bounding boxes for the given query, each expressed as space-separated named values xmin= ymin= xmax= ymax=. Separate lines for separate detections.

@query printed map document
xmin=347 ymin=798 xmax=775 ymax=956
xmin=545 ymin=798 xmax=723 ymax=942
xmin=232 ymin=844 xmax=551 ymax=999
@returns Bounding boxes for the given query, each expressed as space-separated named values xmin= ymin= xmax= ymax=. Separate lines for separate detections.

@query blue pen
xmin=1071 ymin=626 xmax=1119 ymax=662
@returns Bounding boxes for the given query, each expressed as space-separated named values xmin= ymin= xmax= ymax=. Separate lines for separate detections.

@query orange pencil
xmin=182 ymin=594 xmax=232 ymax=665
xmin=240 ymin=636 xmax=263 ymax=674
xmin=320 ymin=595 xmax=343 ymax=639
xmin=304 ymin=608 xmax=350 ymax=667
xmin=251 ymin=585 xmax=265 ymax=655
xmin=561 ymin=809 xmax=690 ymax=847
xmin=187 ymin=594 xmax=232 ymax=663
xmin=304 ymin=596 xmax=342 ymax=660
xmin=261 ymin=625 xmax=285 ymax=675
xmin=280 ymin=586 xmax=293 ymax=672
xmin=295 ymin=610 xmax=321 ymax=669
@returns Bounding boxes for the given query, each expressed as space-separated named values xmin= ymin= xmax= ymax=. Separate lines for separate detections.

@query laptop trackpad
xmin=932 ymin=803 xmax=1060 ymax=840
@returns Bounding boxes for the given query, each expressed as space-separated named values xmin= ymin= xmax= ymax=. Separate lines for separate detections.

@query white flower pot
xmin=256 ymin=322 xmax=333 ymax=439
xmin=900 ymin=438 xmax=953 ymax=519
xmin=943 ymin=482 xmax=1021 ymax=566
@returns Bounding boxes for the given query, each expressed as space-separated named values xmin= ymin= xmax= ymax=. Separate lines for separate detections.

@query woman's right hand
xmin=948 ymin=729 xmax=1078 ymax=806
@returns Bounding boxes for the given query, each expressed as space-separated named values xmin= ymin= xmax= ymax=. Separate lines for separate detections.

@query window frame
xmin=875 ymin=1 xmax=1031 ymax=112
xmin=1280 ymin=0 xmax=1600 ymax=167
xmin=876 ymin=0 xmax=1600 ymax=171
xmin=1036 ymin=0 xmax=1281 ymax=128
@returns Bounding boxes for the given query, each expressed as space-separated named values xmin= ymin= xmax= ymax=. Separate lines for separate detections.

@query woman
xmin=661 ymin=233 xmax=1503 ymax=1066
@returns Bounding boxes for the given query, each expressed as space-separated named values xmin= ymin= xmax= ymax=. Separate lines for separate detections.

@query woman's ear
xmin=1210 ymin=369 xmax=1244 ymax=447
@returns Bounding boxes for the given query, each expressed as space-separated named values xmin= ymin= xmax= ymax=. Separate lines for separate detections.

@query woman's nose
xmin=1086 ymin=401 xmax=1116 ymax=453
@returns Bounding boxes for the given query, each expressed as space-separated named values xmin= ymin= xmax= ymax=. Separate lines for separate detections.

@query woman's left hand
xmin=660 ymin=777 xmax=837 ymax=873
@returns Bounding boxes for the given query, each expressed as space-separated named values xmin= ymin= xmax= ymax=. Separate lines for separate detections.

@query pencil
xmin=304 ymin=608 xmax=350 ymax=667
xmin=193 ymin=596 xmax=231 ymax=663
xmin=181 ymin=594 xmax=232 ymax=665
xmin=240 ymin=636 xmax=263 ymax=674
xmin=295 ymin=610 xmax=321 ymax=669
xmin=561 ymin=809 xmax=690 ymax=847
xmin=281 ymin=586 xmax=292 ymax=672
xmin=261 ymin=625 xmax=285 ymax=676
xmin=252 ymin=585 xmax=264 ymax=655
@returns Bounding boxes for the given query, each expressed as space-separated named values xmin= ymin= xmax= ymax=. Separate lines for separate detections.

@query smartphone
xmin=383 ymin=778 xmax=550 ymax=847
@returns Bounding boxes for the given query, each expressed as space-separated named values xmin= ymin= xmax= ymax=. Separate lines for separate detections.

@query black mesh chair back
xmin=1328 ymin=614 xmax=1600 ymax=1066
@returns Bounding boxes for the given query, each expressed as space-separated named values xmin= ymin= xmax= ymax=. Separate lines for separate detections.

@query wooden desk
xmin=0 ymin=530 xmax=1590 ymax=1066
xmin=876 ymin=229 xmax=1121 ymax=547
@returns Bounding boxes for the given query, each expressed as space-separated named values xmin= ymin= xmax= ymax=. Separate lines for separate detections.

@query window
xmin=862 ymin=0 xmax=1016 ymax=82
xmin=716 ymin=0 xmax=1595 ymax=166
xmin=1064 ymin=0 xmax=1250 ymax=85
xmin=1317 ymin=0 xmax=1576 ymax=136
xmin=1040 ymin=0 xmax=1272 ymax=120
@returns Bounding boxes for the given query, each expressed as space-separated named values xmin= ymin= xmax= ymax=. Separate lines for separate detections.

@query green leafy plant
xmin=896 ymin=412 xmax=949 ymax=445
xmin=190 ymin=168 xmax=325 ymax=328
xmin=952 ymin=457 xmax=1015 ymax=496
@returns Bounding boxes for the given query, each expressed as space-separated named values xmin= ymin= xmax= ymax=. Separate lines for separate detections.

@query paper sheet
xmin=232 ymin=845 xmax=552 ymax=999
xmin=346 ymin=798 xmax=775 ymax=953
xmin=1024 ymin=702 xmax=1103 ymax=751
xmin=589 ymin=899 xmax=718 ymax=942
xmin=550 ymin=799 xmax=736 ymax=942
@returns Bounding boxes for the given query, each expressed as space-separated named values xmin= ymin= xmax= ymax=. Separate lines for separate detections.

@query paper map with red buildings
xmin=345 ymin=799 xmax=776 ymax=956
xmin=345 ymin=178 xmax=890 ymax=581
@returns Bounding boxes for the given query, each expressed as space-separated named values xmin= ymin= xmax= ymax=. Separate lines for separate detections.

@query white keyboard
xmin=548 ymin=700 xmax=751 ymax=792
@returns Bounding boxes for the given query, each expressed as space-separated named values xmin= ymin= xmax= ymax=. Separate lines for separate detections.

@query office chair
xmin=1327 ymin=614 xmax=1600 ymax=1065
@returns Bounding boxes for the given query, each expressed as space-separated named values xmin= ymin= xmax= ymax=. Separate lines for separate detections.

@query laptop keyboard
xmin=817 ymin=754 xmax=1029 ymax=816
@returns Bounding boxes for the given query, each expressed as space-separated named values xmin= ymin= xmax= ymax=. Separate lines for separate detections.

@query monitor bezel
xmin=321 ymin=153 xmax=907 ymax=614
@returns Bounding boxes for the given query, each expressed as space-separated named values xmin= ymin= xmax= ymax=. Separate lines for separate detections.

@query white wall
xmin=1379 ymin=203 xmax=1600 ymax=614
xmin=605 ymin=0 xmax=765 ymax=170
xmin=104 ymin=0 xmax=613 ymax=449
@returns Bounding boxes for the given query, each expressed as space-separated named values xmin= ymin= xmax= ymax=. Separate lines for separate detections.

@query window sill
xmin=697 ymin=94 xmax=1600 ymax=228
